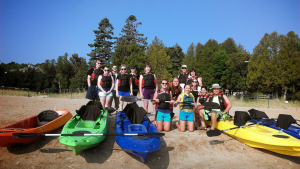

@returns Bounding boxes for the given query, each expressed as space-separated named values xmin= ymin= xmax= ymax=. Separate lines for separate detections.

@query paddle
xmin=12 ymin=132 xmax=165 ymax=138
xmin=206 ymin=123 xmax=260 ymax=137
xmin=121 ymin=95 xmax=154 ymax=102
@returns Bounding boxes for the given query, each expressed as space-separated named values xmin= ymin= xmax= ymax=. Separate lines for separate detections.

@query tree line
xmin=0 ymin=15 xmax=299 ymax=100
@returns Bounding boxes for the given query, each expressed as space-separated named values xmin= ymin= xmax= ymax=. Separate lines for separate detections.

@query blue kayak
xmin=115 ymin=111 xmax=161 ymax=162
xmin=249 ymin=119 xmax=300 ymax=140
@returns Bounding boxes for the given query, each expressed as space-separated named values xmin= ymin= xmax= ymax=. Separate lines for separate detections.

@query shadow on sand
xmin=257 ymin=149 xmax=300 ymax=164
xmin=78 ymin=115 xmax=115 ymax=164
xmin=7 ymin=127 xmax=63 ymax=155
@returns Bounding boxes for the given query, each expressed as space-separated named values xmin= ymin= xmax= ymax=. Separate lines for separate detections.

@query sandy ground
xmin=0 ymin=95 xmax=299 ymax=169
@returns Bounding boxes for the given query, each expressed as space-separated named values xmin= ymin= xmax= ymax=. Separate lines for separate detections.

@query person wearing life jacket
xmin=97 ymin=66 xmax=114 ymax=109
xmin=190 ymin=79 xmax=200 ymax=102
xmin=186 ymin=69 xmax=203 ymax=88
xmin=195 ymin=86 xmax=210 ymax=130
xmin=108 ymin=65 xmax=119 ymax=110
xmin=175 ymin=84 xmax=196 ymax=132
xmin=130 ymin=66 xmax=139 ymax=96
xmin=86 ymin=59 xmax=103 ymax=101
xmin=139 ymin=64 xmax=158 ymax=113
xmin=178 ymin=65 xmax=189 ymax=91
xmin=202 ymin=84 xmax=232 ymax=130
xmin=116 ymin=64 xmax=133 ymax=110
xmin=167 ymin=77 xmax=182 ymax=129
xmin=152 ymin=78 xmax=174 ymax=132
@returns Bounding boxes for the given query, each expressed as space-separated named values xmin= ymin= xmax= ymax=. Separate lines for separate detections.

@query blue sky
xmin=1 ymin=0 xmax=299 ymax=64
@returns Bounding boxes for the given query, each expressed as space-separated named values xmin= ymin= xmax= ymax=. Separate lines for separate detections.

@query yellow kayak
xmin=206 ymin=116 xmax=300 ymax=157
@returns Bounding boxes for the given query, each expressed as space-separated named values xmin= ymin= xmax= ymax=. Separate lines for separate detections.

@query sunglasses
xmin=121 ymin=68 xmax=126 ymax=70
xmin=96 ymin=62 xmax=101 ymax=64
xmin=161 ymin=83 xmax=168 ymax=85
xmin=182 ymin=67 xmax=187 ymax=69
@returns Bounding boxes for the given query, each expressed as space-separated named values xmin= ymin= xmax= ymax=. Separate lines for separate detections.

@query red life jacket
xmin=198 ymin=94 xmax=210 ymax=105
xmin=91 ymin=67 xmax=102 ymax=82
xmin=130 ymin=73 xmax=139 ymax=86
xmin=186 ymin=76 xmax=198 ymax=84
xmin=118 ymin=73 xmax=131 ymax=87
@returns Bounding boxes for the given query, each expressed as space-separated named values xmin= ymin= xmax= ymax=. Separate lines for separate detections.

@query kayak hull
xmin=115 ymin=111 xmax=161 ymax=162
xmin=0 ymin=109 xmax=72 ymax=147
xmin=59 ymin=110 xmax=108 ymax=155
xmin=206 ymin=117 xmax=300 ymax=157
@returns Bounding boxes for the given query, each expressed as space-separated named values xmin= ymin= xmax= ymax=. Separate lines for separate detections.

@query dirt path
xmin=0 ymin=96 xmax=299 ymax=169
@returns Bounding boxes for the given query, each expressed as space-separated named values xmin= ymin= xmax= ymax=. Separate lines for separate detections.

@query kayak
xmin=206 ymin=116 xmax=300 ymax=157
xmin=59 ymin=101 xmax=108 ymax=155
xmin=249 ymin=119 xmax=300 ymax=140
xmin=115 ymin=111 xmax=161 ymax=162
xmin=0 ymin=109 xmax=72 ymax=147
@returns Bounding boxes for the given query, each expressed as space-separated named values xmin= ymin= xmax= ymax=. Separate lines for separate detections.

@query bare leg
xmin=187 ymin=121 xmax=194 ymax=132
xmin=163 ymin=122 xmax=171 ymax=132
xmin=156 ymin=121 xmax=163 ymax=132
xmin=176 ymin=120 xmax=186 ymax=132
xmin=211 ymin=111 xmax=217 ymax=130
xmin=99 ymin=94 xmax=106 ymax=108
xmin=143 ymin=101 xmax=148 ymax=113
xmin=199 ymin=109 xmax=207 ymax=128
xmin=105 ymin=97 xmax=112 ymax=107
xmin=119 ymin=96 xmax=124 ymax=110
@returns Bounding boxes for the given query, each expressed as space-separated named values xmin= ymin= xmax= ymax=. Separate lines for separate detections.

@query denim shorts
xmin=86 ymin=85 xmax=99 ymax=100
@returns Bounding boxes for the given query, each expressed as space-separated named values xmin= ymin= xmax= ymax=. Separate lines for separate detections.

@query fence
xmin=1 ymin=87 xmax=87 ymax=99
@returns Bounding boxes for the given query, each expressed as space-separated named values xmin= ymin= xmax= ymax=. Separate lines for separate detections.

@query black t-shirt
xmin=87 ymin=68 xmax=103 ymax=86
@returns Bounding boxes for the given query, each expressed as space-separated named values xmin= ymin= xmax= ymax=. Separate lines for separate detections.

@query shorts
xmin=119 ymin=91 xmax=130 ymax=97
xmin=86 ymin=85 xmax=99 ymax=100
xmin=143 ymin=88 xmax=155 ymax=99
xmin=99 ymin=88 xmax=113 ymax=97
xmin=156 ymin=111 xmax=171 ymax=122
xmin=133 ymin=88 xmax=139 ymax=96
xmin=204 ymin=110 xmax=226 ymax=121
xmin=179 ymin=110 xmax=194 ymax=121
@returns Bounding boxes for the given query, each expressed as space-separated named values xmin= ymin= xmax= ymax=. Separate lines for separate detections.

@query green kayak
xmin=59 ymin=101 xmax=108 ymax=155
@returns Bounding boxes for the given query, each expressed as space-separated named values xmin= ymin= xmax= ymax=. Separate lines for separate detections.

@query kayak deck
xmin=59 ymin=110 xmax=108 ymax=155
xmin=115 ymin=111 xmax=161 ymax=162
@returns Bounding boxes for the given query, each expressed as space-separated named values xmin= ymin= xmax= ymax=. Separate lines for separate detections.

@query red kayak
xmin=0 ymin=109 xmax=72 ymax=147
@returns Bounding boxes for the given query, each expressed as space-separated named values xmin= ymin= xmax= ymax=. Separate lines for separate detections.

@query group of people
xmin=86 ymin=60 xmax=232 ymax=133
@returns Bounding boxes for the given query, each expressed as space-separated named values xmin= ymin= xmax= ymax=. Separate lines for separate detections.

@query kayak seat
xmin=36 ymin=110 xmax=59 ymax=127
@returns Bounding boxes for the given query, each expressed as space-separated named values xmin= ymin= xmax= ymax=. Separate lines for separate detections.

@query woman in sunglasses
xmin=97 ymin=66 xmax=114 ymax=109
xmin=116 ymin=64 xmax=133 ymax=110
xmin=152 ymin=78 xmax=174 ymax=132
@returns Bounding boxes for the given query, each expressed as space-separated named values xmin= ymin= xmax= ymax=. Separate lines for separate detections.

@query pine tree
xmin=118 ymin=15 xmax=148 ymax=50
xmin=183 ymin=43 xmax=195 ymax=70
xmin=87 ymin=18 xmax=115 ymax=64
xmin=220 ymin=38 xmax=238 ymax=55
xmin=166 ymin=43 xmax=185 ymax=77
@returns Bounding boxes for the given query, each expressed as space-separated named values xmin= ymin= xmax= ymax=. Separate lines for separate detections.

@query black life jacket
xmin=199 ymin=94 xmax=210 ymax=105
xmin=142 ymin=73 xmax=156 ymax=89
xmin=156 ymin=89 xmax=171 ymax=109
xmin=100 ymin=74 xmax=112 ymax=88
xmin=208 ymin=94 xmax=226 ymax=111
xmin=178 ymin=72 xmax=189 ymax=84
xmin=118 ymin=73 xmax=131 ymax=87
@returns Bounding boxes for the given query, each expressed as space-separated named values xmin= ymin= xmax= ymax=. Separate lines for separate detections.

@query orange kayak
xmin=0 ymin=109 xmax=72 ymax=147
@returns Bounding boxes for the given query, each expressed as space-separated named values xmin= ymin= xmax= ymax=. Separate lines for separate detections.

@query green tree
xmin=41 ymin=59 xmax=56 ymax=88
xmin=211 ymin=51 xmax=230 ymax=88
xmin=165 ymin=43 xmax=185 ymax=77
xmin=226 ymin=51 xmax=250 ymax=95
xmin=220 ymin=38 xmax=238 ymax=55
xmin=277 ymin=31 xmax=300 ymax=100
xmin=146 ymin=36 xmax=172 ymax=83
xmin=70 ymin=59 xmax=88 ymax=89
xmin=87 ymin=18 xmax=115 ymax=64
xmin=118 ymin=15 xmax=148 ymax=50
xmin=183 ymin=43 xmax=195 ymax=70
xmin=55 ymin=53 xmax=72 ymax=89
